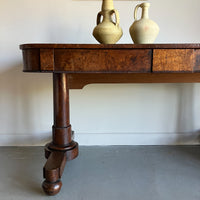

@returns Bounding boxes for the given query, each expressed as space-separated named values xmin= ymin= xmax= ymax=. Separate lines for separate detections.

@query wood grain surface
xmin=54 ymin=49 xmax=151 ymax=72
xmin=21 ymin=44 xmax=200 ymax=73
xmin=40 ymin=49 xmax=54 ymax=71
xmin=153 ymin=49 xmax=195 ymax=72
xmin=22 ymin=49 xmax=40 ymax=71
xmin=68 ymin=73 xmax=200 ymax=89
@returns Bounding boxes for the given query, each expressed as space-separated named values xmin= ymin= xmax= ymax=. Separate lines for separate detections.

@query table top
xmin=20 ymin=43 xmax=200 ymax=88
xmin=20 ymin=43 xmax=200 ymax=49
xmin=20 ymin=43 xmax=200 ymax=73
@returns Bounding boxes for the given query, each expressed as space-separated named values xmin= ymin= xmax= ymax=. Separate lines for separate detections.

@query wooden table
xmin=20 ymin=44 xmax=200 ymax=195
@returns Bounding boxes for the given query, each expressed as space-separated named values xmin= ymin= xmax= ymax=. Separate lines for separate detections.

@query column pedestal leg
xmin=42 ymin=73 xmax=78 ymax=195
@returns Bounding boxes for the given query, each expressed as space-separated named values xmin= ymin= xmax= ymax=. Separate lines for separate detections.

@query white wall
xmin=1 ymin=0 xmax=200 ymax=145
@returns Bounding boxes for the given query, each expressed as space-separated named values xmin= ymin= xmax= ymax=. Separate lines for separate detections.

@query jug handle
xmin=110 ymin=9 xmax=120 ymax=26
xmin=134 ymin=3 xmax=142 ymax=21
xmin=97 ymin=11 xmax=103 ymax=25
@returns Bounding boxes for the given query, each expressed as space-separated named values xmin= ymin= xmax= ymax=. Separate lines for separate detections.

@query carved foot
xmin=42 ymin=142 xmax=78 ymax=195
xmin=42 ymin=180 xmax=62 ymax=196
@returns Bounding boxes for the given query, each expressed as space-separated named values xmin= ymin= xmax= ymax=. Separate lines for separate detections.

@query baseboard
xmin=76 ymin=132 xmax=200 ymax=145
xmin=0 ymin=132 xmax=199 ymax=146
xmin=0 ymin=134 xmax=51 ymax=146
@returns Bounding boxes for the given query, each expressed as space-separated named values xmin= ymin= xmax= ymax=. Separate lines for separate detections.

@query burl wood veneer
xmin=20 ymin=44 xmax=200 ymax=195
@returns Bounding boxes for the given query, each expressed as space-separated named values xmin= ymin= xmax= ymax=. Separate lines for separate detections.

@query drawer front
xmin=54 ymin=49 xmax=152 ymax=73
xmin=153 ymin=49 xmax=200 ymax=73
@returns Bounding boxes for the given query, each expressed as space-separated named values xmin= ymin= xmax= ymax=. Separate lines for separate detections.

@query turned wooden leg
xmin=42 ymin=73 xmax=78 ymax=195
xmin=42 ymin=151 xmax=65 ymax=195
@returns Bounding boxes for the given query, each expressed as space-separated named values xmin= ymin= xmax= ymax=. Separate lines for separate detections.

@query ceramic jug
xmin=93 ymin=0 xmax=123 ymax=44
xmin=129 ymin=3 xmax=159 ymax=44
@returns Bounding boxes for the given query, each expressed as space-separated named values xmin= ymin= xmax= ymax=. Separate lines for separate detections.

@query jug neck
xmin=141 ymin=3 xmax=150 ymax=19
xmin=102 ymin=0 xmax=114 ymax=11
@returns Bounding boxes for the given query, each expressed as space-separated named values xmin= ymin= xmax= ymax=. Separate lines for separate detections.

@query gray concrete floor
xmin=0 ymin=146 xmax=200 ymax=200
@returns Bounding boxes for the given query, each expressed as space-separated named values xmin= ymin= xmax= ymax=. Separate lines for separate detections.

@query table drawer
xmin=153 ymin=49 xmax=200 ymax=73
xmin=54 ymin=49 xmax=152 ymax=73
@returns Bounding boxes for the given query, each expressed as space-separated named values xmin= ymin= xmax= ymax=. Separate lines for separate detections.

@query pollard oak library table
xmin=20 ymin=44 xmax=200 ymax=195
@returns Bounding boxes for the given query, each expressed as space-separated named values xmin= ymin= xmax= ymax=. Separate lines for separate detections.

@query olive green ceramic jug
xmin=93 ymin=0 xmax=123 ymax=44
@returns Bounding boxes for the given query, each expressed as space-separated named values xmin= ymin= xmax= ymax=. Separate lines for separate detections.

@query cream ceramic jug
xmin=129 ymin=3 xmax=159 ymax=44
xmin=93 ymin=0 xmax=123 ymax=44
